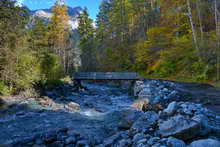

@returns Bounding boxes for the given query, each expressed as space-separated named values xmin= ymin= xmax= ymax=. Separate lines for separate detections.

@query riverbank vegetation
xmin=0 ymin=0 xmax=72 ymax=95
xmin=89 ymin=0 xmax=220 ymax=83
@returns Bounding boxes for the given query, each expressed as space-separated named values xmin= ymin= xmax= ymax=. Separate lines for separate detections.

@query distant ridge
xmin=30 ymin=6 xmax=83 ymax=17
xmin=29 ymin=6 xmax=83 ymax=30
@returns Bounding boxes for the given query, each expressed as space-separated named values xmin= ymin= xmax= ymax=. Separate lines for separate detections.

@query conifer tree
xmin=78 ymin=8 xmax=96 ymax=71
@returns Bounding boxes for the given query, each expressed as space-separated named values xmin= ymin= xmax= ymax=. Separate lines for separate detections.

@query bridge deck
xmin=73 ymin=72 xmax=139 ymax=80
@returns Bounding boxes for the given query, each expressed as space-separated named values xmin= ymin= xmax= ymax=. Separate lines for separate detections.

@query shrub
xmin=0 ymin=81 xmax=11 ymax=96
xmin=15 ymin=54 xmax=41 ymax=90
xmin=40 ymin=53 xmax=63 ymax=81
xmin=19 ymin=88 xmax=40 ymax=98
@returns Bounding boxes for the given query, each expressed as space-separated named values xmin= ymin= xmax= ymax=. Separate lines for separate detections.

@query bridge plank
xmin=73 ymin=72 xmax=139 ymax=80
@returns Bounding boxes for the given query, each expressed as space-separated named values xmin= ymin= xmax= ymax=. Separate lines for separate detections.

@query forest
xmin=0 ymin=0 xmax=220 ymax=96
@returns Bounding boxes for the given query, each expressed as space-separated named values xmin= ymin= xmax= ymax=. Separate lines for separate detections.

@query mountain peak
xmin=30 ymin=6 xmax=83 ymax=30
xmin=30 ymin=6 xmax=83 ymax=17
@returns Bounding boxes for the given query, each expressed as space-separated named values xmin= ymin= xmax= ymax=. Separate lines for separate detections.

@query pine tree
xmin=78 ymin=8 xmax=96 ymax=71
xmin=29 ymin=18 xmax=49 ymax=57
xmin=96 ymin=0 xmax=111 ymax=43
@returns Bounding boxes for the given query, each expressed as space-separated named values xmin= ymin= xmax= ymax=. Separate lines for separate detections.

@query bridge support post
xmin=75 ymin=79 xmax=83 ymax=91
xmin=129 ymin=80 xmax=136 ymax=96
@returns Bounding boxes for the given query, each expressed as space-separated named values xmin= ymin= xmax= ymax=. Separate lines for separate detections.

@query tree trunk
xmin=187 ymin=0 xmax=199 ymax=54
xmin=150 ymin=0 xmax=154 ymax=9
xmin=215 ymin=0 xmax=220 ymax=80
xmin=196 ymin=0 xmax=204 ymax=41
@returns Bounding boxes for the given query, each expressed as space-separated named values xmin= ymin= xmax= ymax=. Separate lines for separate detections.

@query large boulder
xmin=159 ymin=101 xmax=220 ymax=139
xmin=130 ymin=111 xmax=159 ymax=134
xmin=163 ymin=101 xmax=178 ymax=115
xmin=189 ymin=139 xmax=220 ymax=147
xmin=158 ymin=114 xmax=201 ymax=140
xmin=103 ymin=109 xmax=145 ymax=131
xmin=167 ymin=137 xmax=186 ymax=147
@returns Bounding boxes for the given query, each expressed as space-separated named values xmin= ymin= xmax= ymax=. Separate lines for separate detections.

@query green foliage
xmin=41 ymin=53 xmax=63 ymax=81
xmin=0 ymin=81 xmax=11 ymax=96
xmin=15 ymin=54 xmax=41 ymax=90
xmin=0 ymin=0 xmax=73 ymax=95
xmin=78 ymin=8 xmax=97 ymax=72
xmin=93 ymin=0 xmax=220 ymax=83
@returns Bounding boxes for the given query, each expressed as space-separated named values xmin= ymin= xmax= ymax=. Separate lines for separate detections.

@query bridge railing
xmin=72 ymin=72 xmax=139 ymax=80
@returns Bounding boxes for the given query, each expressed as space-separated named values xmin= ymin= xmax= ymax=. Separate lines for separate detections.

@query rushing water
xmin=74 ymin=82 xmax=134 ymax=117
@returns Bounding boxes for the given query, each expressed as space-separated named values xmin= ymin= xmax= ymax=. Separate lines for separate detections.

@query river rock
xmin=131 ymin=99 xmax=149 ymax=111
xmin=134 ymin=81 xmax=145 ymax=97
xmin=130 ymin=111 xmax=159 ymax=134
xmin=65 ymin=102 xmax=80 ymax=111
xmin=65 ymin=137 xmax=76 ymax=144
xmin=167 ymin=137 xmax=186 ymax=147
xmin=147 ymin=137 xmax=160 ymax=145
xmin=48 ymin=141 xmax=63 ymax=147
xmin=76 ymin=140 xmax=90 ymax=147
xmin=104 ymin=109 xmax=145 ymax=131
xmin=133 ymin=79 xmax=182 ymax=106
xmin=138 ymin=88 xmax=152 ymax=99
xmin=189 ymin=139 xmax=220 ymax=147
xmin=132 ymin=133 xmax=146 ymax=144
xmin=118 ymin=139 xmax=132 ymax=147
xmin=163 ymin=101 xmax=178 ymax=115
xmin=158 ymin=114 xmax=200 ymax=140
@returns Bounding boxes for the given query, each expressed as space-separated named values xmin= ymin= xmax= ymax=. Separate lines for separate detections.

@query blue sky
xmin=20 ymin=0 xmax=101 ymax=19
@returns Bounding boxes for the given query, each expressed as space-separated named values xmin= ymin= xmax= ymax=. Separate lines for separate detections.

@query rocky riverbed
xmin=0 ymin=80 xmax=220 ymax=147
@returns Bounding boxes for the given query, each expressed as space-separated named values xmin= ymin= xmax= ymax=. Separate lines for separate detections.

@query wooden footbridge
xmin=73 ymin=72 xmax=139 ymax=80
xmin=72 ymin=72 xmax=140 ymax=90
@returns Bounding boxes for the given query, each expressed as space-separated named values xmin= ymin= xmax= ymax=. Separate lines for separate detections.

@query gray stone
xmin=95 ymin=144 xmax=105 ymax=147
xmin=134 ymin=81 xmax=145 ymax=96
xmin=103 ymin=133 xmax=121 ymax=146
xmin=153 ymin=96 xmax=162 ymax=104
xmin=189 ymin=139 xmax=220 ymax=147
xmin=152 ymin=143 xmax=165 ymax=147
xmin=159 ymin=138 xmax=168 ymax=144
xmin=65 ymin=144 xmax=76 ymax=147
xmin=35 ymin=138 xmax=44 ymax=145
xmin=131 ymin=111 xmax=159 ymax=134
xmin=136 ymin=143 xmax=149 ymax=147
xmin=67 ymin=130 xmax=77 ymax=136
xmin=18 ymin=136 xmax=35 ymax=145
xmin=118 ymin=139 xmax=132 ymax=147
xmin=48 ymin=141 xmax=64 ymax=147
xmin=76 ymin=140 xmax=89 ymax=147
xmin=33 ymin=145 xmax=46 ymax=147
xmin=163 ymin=101 xmax=178 ymax=115
xmin=65 ymin=137 xmax=76 ymax=144
xmin=147 ymin=137 xmax=160 ymax=145
xmin=192 ymin=114 xmax=220 ymax=135
xmin=138 ymin=88 xmax=152 ymax=99
xmin=132 ymin=133 xmax=146 ymax=144
xmin=65 ymin=102 xmax=80 ymax=111
xmin=43 ymin=131 xmax=57 ymax=142
xmin=104 ymin=109 xmax=145 ymax=131
xmin=137 ymin=139 xmax=147 ymax=144
xmin=159 ymin=115 xmax=200 ymax=140
xmin=120 ymin=131 xmax=129 ymax=139
xmin=179 ymin=103 xmax=200 ymax=116
xmin=167 ymin=137 xmax=186 ymax=147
